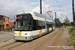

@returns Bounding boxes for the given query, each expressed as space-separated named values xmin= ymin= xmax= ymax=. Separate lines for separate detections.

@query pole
xmin=40 ymin=0 xmax=42 ymax=14
xmin=55 ymin=12 xmax=56 ymax=28
xmin=72 ymin=0 xmax=75 ymax=27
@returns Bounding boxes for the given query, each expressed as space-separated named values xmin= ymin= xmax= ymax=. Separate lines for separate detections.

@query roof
xmin=30 ymin=12 xmax=53 ymax=22
xmin=0 ymin=15 xmax=3 ymax=17
xmin=9 ymin=22 xmax=14 ymax=26
xmin=0 ymin=15 xmax=9 ymax=18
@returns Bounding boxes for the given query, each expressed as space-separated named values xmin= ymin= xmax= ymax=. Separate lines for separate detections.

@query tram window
xmin=33 ymin=20 xmax=37 ymax=30
xmin=34 ymin=20 xmax=45 ymax=29
xmin=28 ymin=14 xmax=31 ymax=19
xmin=42 ymin=21 xmax=45 ymax=29
xmin=28 ymin=22 xmax=31 ymax=25
xmin=37 ymin=21 xmax=41 ymax=29
xmin=27 ymin=14 xmax=33 ymax=21
xmin=49 ymin=24 xmax=52 ymax=27
xmin=28 ymin=22 xmax=32 ymax=30
xmin=21 ymin=22 xmax=23 ymax=26
xmin=23 ymin=21 xmax=25 ymax=25
xmin=46 ymin=22 xmax=51 ymax=28
xmin=17 ymin=22 xmax=20 ymax=28
xmin=22 ymin=15 xmax=28 ymax=19
xmin=32 ymin=20 xmax=52 ymax=30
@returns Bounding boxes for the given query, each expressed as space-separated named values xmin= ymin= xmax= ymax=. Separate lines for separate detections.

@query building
xmin=0 ymin=15 xmax=9 ymax=31
xmin=3 ymin=16 xmax=9 ymax=29
xmin=0 ymin=15 xmax=4 ymax=31
xmin=9 ymin=22 xmax=15 ymax=28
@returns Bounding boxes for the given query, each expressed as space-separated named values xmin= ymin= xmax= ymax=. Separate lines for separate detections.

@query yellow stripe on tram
xmin=19 ymin=32 xmax=22 ymax=36
xmin=39 ymin=29 xmax=42 ymax=37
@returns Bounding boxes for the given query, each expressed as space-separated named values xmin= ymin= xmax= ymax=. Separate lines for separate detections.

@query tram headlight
xmin=25 ymin=33 xmax=28 ymax=35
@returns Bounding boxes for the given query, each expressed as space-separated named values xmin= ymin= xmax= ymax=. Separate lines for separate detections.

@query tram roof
xmin=30 ymin=12 xmax=53 ymax=22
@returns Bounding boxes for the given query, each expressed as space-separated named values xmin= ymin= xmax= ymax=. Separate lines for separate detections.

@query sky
xmin=0 ymin=0 xmax=73 ymax=22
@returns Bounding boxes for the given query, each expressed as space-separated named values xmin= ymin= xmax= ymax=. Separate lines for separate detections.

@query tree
xmin=71 ymin=22 xmax=73 ymax=26
xmin=55 ymin=18 xmax=61 ymax=27
xmin=64 ymin=17 xmax=70 ymax=26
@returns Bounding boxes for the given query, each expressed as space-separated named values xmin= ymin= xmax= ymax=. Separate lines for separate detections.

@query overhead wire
xmin=34 ymin=0 xmax=40 ymax=5
xmin=61 ymin=0 xmax=69 ymax=6
xmin=24 ymin=0 xmax=34 ymax=7
xmin=55 ymin=0 xmax=62 ymax=11
xmin=24 ymin=0 xmax=40 ymax=11
xmin=34 ymin=0 xmax=40 ymax=11
xmin=24 ymin=0 xmax=71 ymax=14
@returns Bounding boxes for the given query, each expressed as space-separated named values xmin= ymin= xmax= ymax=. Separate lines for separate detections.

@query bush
xmin=72 ymin=27 xmax=75 ymax=30
xmin=62 ymin=26 xmax=66 ymax=28
xmin=3 ymin=28 xmax=12 ymax=31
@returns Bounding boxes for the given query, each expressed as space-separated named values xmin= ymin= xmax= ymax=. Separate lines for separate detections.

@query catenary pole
xmin=55 ymin=12 xmax=57 ymax=28
xmin=40 ymin=0 xmax=42 ymax=14
xmin=72 ymin=0 xmax=75 ymax=27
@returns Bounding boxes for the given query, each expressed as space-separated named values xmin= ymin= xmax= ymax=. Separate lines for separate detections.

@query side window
xmin=41 ymin=21 xmax=45 ymax=29
xmin=37 ymin=20 xmax=42 ymax=29
xmin=46 ymin=22 xmax=52 ymax=28
xmin=33 ymin=20 xmax=37 ymax=30
xmin=49 ymin=22 xmax=52 ymax=27
xmin=32 ymin=20 xmax=42 ymax=30
xmin=32 ymin=20 xmax=48 ymax=30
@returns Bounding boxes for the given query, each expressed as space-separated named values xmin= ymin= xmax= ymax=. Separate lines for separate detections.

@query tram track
xmin=49 ymin=29 xmax=63 ymax=50
xmin=0 ymin=41 xmax=25 ymax=50
xmin=0 ymin=41 xmax=15 ymax=48
xmin=34 ymin=28 xmax=63 ymax=50
xmin=8 ymin=42 xmax=24 ymax=50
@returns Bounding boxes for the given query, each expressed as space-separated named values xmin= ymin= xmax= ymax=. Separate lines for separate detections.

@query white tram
xmin=14 ymin=12 xmax=55 ymax=41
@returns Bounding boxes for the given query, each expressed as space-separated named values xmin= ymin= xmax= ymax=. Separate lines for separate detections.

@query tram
xmin=14 ymin=12 xmax=55 ymax=41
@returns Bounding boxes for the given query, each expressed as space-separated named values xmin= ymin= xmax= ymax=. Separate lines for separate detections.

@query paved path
xmin=0 ymin=33 xmax=14 ymax=42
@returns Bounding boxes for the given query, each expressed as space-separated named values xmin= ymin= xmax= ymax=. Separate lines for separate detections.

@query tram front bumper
xmin=14 ymin=36 xmax=32 ymax=41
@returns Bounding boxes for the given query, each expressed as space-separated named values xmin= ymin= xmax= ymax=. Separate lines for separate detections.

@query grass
xmin=62 ymin=26 xmax=73 ymax=28
xmin=69 ymin=27 xmax=75 ymax=46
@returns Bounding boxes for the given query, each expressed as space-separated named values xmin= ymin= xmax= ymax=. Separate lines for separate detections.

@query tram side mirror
xmin=14 ymin=21 xmax=16 ymax=24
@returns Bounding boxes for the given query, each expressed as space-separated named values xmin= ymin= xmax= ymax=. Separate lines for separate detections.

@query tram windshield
xmin=15 ymin=14 xmax=33 ymax=31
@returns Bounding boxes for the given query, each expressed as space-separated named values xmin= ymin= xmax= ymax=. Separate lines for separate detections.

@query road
xmin=0 ymin=33 xmax=13 ymax=42
xmin=0 ymin=28 xmax=71 ymax=50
